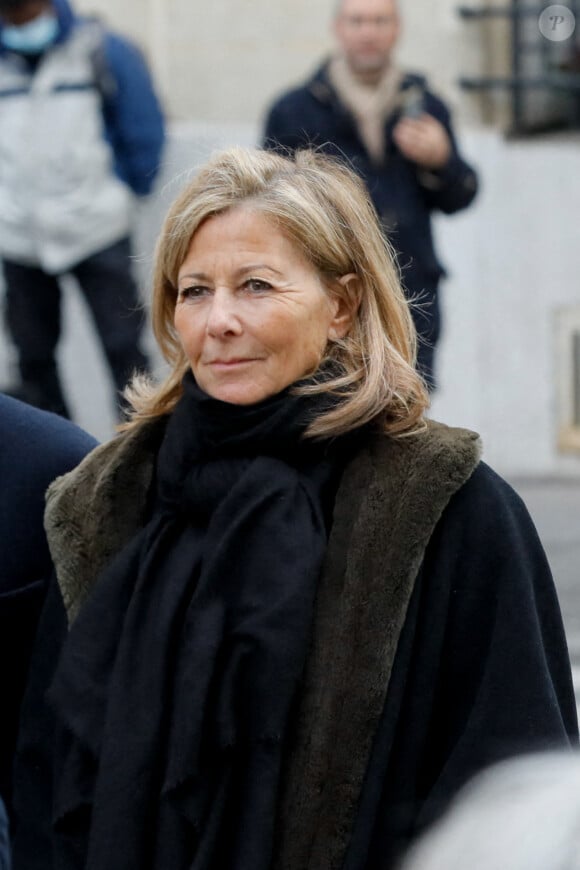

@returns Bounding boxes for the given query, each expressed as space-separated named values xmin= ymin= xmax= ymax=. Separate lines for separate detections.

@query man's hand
xmin=392 ymin=113 xmax=452 ymax=170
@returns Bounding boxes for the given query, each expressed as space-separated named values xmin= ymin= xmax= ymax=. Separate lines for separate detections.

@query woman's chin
xmin=200 ymin=380 xmax=277 ymax=406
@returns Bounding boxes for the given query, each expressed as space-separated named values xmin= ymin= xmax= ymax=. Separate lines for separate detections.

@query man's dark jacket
xmin=0 ymin=395 xmax=96 ymax=810
xmin=263 ymin=64 xmax=478 ymax=377
xmin=11 ymin=417 xmax=577 ymax=869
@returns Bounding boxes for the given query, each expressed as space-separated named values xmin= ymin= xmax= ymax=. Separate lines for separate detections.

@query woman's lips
xmin=207 ymin=358 xmax=259 ymax=368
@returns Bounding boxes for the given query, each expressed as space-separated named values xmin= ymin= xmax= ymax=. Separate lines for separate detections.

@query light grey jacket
xmin=0 ymin=21 xmax=132 ymax=273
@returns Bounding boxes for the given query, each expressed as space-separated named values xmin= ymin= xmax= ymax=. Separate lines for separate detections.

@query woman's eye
xmin=178 ymin=286 xmax=208 ymax=302
xmin=245 ymin=278 xmax=271 ymax=293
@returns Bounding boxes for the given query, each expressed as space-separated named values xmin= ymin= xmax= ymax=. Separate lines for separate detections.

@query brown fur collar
xmin=45 ymin=419 xmax=166 ymax=623
xmin=45 ymin=417 xmax=481 ymax=868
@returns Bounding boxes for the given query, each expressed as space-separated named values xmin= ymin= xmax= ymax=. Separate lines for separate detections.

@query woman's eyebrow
xmin=236 ymin=264 xmax=284 ymax=277
xmin=178 ymin=265 xmax=285 ymax=282
xmin=178 ymin=271 xmax=209 ymax=282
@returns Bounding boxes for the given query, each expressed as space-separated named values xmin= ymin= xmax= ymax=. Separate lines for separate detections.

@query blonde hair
xmin=123 ymin=146 xmax=428 ymax=438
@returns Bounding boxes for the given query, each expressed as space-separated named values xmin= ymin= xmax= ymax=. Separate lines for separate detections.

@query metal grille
xmin=458 ymin=1 xmax=580 ymax=135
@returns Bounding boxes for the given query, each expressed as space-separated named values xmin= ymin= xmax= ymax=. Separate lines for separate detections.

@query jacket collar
xmin=45 ymin=417 xmax=167 ymax=623
xmin=45 ymin=417 xmax=481 ymax=627
xmin=307 ymin=60 xmax=337 ymax=106
xmin=307 ymin=58 xmax=426 ymax=113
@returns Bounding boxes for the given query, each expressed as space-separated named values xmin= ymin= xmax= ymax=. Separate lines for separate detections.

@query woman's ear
xmin=328 ymin=273 xmax=362 ymax=340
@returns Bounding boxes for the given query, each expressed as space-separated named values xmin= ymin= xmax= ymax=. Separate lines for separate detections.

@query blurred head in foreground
xmin=400 ymin=752 xmax=580 ymax=870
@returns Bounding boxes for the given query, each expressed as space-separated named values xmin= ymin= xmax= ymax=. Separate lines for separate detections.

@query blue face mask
xmin=2 ymin=12 xmax=59 ymax=54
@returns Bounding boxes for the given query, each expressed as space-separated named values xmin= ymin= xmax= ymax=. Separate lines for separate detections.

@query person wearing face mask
xmin=0 ymin=0 xmax=165 ymax=420
xmin=263 ymin=0 xmax=478 ymax=390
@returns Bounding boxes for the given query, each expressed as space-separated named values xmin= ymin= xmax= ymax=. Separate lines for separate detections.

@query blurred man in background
xmin=263 ymin=0 xmax=478 ymax=388
xmin=0 ymin=0 xmax=165 ymax=418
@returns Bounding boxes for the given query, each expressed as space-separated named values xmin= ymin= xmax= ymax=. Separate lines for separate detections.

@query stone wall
xmin=74 ymin=0 xmax=494 ymax=126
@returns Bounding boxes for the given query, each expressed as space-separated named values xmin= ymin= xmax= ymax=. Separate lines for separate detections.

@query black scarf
xmin=49 ymin=372 xmax=349 ymax=870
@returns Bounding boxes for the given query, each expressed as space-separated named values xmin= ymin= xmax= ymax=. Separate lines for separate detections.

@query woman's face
xmin=174 ymin=207 xmax=354 ymax=405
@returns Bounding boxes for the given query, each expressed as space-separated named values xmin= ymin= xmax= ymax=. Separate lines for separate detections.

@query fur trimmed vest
xmin=44 ymin=418 xmax=481 ymax=869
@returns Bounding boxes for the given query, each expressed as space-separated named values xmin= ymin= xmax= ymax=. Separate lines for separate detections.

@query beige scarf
xmin=327 ymin=54 xmax=403 ymax=164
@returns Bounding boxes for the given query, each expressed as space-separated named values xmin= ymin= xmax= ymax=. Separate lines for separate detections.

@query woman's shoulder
xmin=358 ymin=420 xmax=537 ymax=556
xmin=332 ymin=420 xmax=483 ymax=587
xmin=446 ymin=459 xmax=530 ymax=522
xmin=433 ymin=458 xmax=546 ymax=574
xmin=370 ymin=417 xmax=481 ymax=466
xmin=346 ymin=418 xmax=482 ymax=519
xmin=415 ymin=454 xmax=556 ymax=635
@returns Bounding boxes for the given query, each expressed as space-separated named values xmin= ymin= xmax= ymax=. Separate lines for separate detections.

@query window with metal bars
xmin=458 ymin=0 xmax=580 ymax=135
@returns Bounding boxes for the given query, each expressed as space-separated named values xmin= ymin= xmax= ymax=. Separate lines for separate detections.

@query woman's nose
xmin=206 ymin=288 xmax=242 ymax=337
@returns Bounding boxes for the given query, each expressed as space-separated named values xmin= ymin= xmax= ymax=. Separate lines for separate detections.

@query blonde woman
xmin=12 ymin=148 xmax=577 ymax=870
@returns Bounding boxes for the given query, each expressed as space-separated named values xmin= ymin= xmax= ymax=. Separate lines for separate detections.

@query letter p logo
xmin=539 ymin=5 xmax=576 ymax=41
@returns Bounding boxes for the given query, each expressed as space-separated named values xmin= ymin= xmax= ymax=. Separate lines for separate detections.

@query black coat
xmin=263 ymin=64 xmax=479 ymax=358
xmin=11 ymin=420 xmax=577 ymax=869
xmin=0 ymin=395 xmax=96 ymax=810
